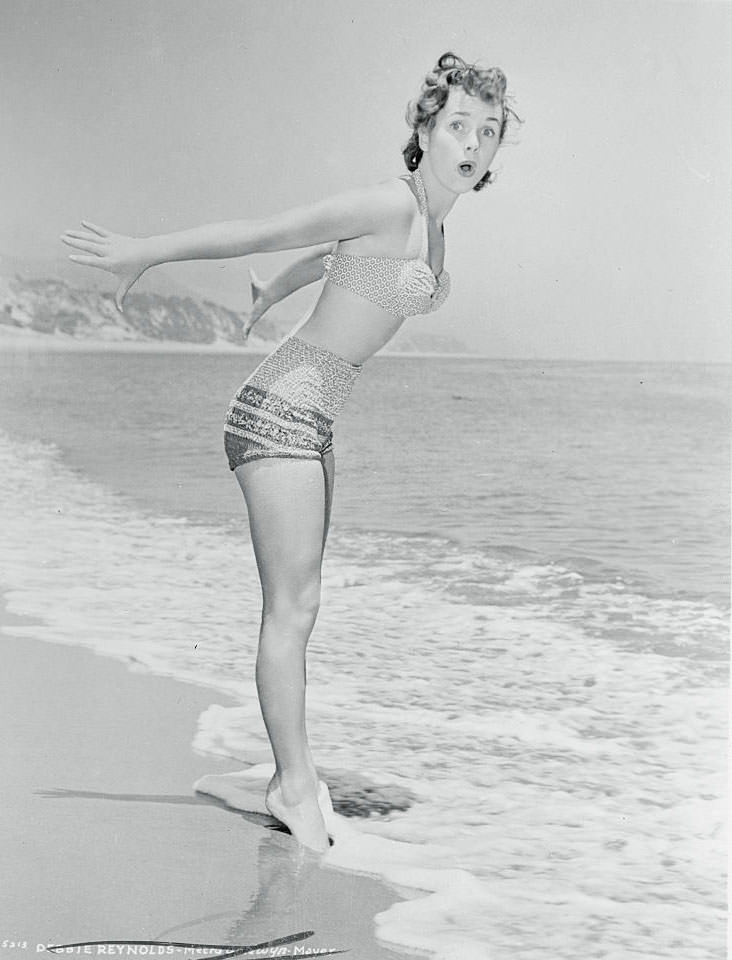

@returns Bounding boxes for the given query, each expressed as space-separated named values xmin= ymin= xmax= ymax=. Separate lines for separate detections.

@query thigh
xmin=234 ymin=457 xmax=327 ymax=603
xmin=321 ymin=449 xmax=335 ymax=557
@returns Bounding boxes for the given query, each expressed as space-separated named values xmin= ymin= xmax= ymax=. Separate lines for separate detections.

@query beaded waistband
xmin=286 ymin=335 xmax=364 ymax=371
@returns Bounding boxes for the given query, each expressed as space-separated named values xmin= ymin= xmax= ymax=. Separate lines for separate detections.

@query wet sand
xmin=0 ymin=600 xmax=419 ymax=960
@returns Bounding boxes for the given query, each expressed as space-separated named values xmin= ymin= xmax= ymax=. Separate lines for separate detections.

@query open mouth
xmin=457 ymin=161 xmax=476 ymax=177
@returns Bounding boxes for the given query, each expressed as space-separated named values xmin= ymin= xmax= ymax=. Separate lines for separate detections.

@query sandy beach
xmin=0 ymin=598 xmax=419 ymax=960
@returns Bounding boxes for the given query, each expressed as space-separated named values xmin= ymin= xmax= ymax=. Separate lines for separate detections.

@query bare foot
xmin=265 ymin=776 xmax=329 ymax=854
xmin=266 ymin=774 xmax=333 ymax=816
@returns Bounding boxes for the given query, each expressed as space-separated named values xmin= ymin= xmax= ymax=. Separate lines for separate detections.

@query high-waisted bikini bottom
xmin=224 ymin=335 xmax=363 ymax=470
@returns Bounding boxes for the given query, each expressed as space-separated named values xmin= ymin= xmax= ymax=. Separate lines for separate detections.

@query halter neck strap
xmin=411 ymin=168 xmax=430 ymax=263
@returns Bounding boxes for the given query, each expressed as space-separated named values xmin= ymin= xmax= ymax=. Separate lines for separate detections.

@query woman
xmin=61 ymin=52 xmax=515 ymax=853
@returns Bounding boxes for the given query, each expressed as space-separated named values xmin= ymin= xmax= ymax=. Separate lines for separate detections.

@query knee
xmin=261 ymin=582 xmax=321 ymax=639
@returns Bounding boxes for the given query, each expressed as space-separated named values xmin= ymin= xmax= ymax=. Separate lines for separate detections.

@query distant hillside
xmin=0 ymin=253 xmax=201 ymax=300
xmin=0 ymin=255 xmax=469 ymax=355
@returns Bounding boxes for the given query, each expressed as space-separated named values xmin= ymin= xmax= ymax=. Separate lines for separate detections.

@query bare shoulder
xmin=343 ymin=176 xmax=415 ymax=234
xmin=364 ymin=176 xmax=415 ymax=216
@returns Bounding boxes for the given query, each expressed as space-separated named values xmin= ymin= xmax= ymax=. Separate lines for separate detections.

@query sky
xmin=2 ymin=0 xmax=730 ymax=361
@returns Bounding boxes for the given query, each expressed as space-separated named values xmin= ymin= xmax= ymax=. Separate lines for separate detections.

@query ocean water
xmin=0 ymin=341 xmax=728 ymax=960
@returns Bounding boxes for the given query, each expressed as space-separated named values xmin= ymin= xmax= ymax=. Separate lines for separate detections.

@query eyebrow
xmin=449 ymin=111 xmax=501 ymax=123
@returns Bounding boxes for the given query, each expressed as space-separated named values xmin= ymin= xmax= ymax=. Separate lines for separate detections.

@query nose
xmin=464 ymin=130 xmax=480 ymax=153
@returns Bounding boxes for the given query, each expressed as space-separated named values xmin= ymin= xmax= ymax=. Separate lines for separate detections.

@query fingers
xmin=61 ymin=222 xmax=140 ymax=312
xmin=249 ymin=267 xmax=265 ymax=303
xmin=241 ymin=312 xmax=254 ymax=341
xmin=114 ymin=282 xmax=126 ymax=314
xmin=114 ymin=277 xmax=134 ymax=314
xmin=81 ymin=220 xmax=110 ymax=237
xmin=62 ymin=230 xmax=105 ymax=244
xmin=61 ymin=235 xmax=105 ymax=255
xmin=68 ymin=254 xmax=103 ymax=266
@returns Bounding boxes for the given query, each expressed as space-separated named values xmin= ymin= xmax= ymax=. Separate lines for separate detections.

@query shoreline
xmin=2 ymin=326 xmax=729 ymax=366
xmin=1 ymin=593 xmax=421 ymax=960
xmin=0 ymin=326 xmax=481 ymax=360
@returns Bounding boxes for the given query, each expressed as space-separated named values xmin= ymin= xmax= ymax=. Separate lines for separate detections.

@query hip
xmin=222 ymin=335 xmax=363 ymax=469
xmin=238 ymin=335 xmax=363 ymax=416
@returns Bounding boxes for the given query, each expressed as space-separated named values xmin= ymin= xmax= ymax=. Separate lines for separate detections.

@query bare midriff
xmin=294 ymin=279 xmax=405 ymax=366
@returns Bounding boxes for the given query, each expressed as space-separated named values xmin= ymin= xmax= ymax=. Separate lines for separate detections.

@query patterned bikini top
xmin=322 ymin=169 xmax=451 ymax=319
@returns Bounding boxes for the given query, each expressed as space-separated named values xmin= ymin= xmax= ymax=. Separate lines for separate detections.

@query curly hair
xmin=403 ymin=52 xmax=517 ymax=191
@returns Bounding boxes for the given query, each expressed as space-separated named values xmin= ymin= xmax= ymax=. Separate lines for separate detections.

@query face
xmin=419 ymin=87 xmax=503 ymax=192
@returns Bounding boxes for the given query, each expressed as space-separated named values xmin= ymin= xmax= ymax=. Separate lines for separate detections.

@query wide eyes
xmin=448 ymin=119 xmax=497 ymax=138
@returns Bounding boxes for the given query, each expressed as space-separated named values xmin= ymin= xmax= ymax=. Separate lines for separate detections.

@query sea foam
xmin=0 ymin=430 xmax=726 ymax=960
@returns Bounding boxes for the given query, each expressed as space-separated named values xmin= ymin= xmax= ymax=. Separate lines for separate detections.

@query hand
xmin=241 ymin=266 xmax=271 ymax=341
xmin=60 ymin=221 xmax=154 ymax=313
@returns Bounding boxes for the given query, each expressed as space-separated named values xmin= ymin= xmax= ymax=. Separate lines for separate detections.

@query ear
xmin=417 ymin=124 xmax=430 ymax=153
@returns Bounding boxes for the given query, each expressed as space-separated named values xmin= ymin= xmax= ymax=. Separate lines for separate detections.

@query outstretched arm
xmin=244 ymin=243 xmax=334 ymax=340
xmin=61 ymin=184 xmax=400 ymax=312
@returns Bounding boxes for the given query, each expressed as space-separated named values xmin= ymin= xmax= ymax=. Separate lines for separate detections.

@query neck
xmin=415 ymin=164 xmax=459 ymax=225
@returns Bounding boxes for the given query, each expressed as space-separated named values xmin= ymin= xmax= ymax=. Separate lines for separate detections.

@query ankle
xmin=278 ymin=768 xmax=319 ymax=800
